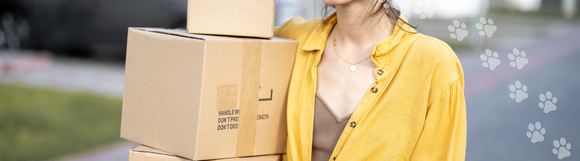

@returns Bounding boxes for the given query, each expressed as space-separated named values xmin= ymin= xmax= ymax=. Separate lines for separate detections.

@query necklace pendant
xmin=349 ymin=64 xmax=357 ymax=71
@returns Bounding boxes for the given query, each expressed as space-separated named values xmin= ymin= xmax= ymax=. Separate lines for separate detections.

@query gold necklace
xmin=333 ymin=39 xmax=371 ymax=72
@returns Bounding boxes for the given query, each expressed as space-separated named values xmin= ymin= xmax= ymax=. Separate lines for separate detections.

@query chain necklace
xmin=333 ymin=38 xmax=372 ymax=72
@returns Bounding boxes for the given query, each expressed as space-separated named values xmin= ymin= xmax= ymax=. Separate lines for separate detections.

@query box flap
xmin=130 ymin=145 xmax=190 ymax=161
xmin=134 ymin=28 xmax=294 ymax=43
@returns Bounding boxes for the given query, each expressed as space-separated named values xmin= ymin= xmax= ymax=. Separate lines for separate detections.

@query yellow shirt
xmin=275 ymin=13 xmax=466 ymax=161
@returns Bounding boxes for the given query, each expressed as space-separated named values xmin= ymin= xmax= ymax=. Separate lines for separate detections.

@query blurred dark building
xmin=0 ymin=0 xmax=187 ymax=56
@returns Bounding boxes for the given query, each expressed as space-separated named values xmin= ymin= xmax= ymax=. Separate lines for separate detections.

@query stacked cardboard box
xmin=129 ymin=145 xmax=281 ymax=161
xmin=187 ymin=0 xmax=275 ymax=38
xmin=121 ymin=0 xmax=294 ymax=160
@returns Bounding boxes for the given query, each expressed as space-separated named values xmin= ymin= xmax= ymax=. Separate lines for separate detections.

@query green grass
xmin=0 ymin=83 xmax=123 ymax=161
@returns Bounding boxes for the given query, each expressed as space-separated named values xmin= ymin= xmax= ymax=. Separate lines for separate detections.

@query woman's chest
xmin=315 ymin=50 xmax=378 ymax=118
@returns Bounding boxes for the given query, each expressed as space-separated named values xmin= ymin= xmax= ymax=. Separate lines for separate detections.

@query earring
xmin=379 ymin=0 xmax=389 ymax=8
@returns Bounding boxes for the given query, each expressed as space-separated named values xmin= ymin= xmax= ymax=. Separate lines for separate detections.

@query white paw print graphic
xmin=448 ymin=20 xmax=469 ymax=41
xmin=526 ymin=122 xmax=545 ymax=143
xmin=539 ymin=91 xmax=558 ymax=113
xmin=475 ymin=17 xmax=497 ymax=37
xmin=509 ymin=80 xmax=528 ymax=103
xmin=480 ymin=49 xmax=501 ymax=70
xmin=553 ymin=137 xmax=572 ymax=159
xmin=508 ymin=48 xmax=529 ymax=70
xmin=414 ymin=1 xmax=436 ymax=19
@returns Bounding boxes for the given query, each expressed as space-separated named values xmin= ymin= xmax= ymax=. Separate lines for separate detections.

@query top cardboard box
xmin=187 ymin=0 xmax=275 ymax=38
xmin=121 ymin=28 xmax=295 ymax=160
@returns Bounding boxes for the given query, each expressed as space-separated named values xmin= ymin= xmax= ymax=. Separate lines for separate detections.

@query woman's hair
xmin=321 ymin=0 xmax=417 ymax=33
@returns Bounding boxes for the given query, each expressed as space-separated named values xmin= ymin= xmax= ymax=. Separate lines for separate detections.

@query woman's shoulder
xmin=274 ymin=17 xmax=322 ymax=42
xmin=404 ymin=34 xmax=461 ymax=70
xmin=408 ymin=34 xmax=456 ymax=61
xmin=404 ymin=33 xmax=464 ymax=88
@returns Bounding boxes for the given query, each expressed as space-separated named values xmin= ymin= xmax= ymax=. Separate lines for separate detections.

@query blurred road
xmin=0 ymin=50 xmax=125 ymax=98
xmin=1 ymin=11 xmax=579 ymax=161
xmin=462 ymin=26 xmax=580 ymax=160
xmin=57 ymin=142 xmax=133 ymax=161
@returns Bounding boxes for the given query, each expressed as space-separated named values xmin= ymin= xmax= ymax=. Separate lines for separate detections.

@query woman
xmin=275 ymin=0 xmax=466 ymax=160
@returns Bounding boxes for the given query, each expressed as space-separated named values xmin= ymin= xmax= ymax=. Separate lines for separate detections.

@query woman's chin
xmin=322 ymin=0 xmax=353 ymax=6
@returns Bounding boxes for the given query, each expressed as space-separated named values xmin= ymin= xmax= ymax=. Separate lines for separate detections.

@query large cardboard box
xmin=129 ymin=145 xmax=281 ymax=161
xmin=187 ymin=0 xmax=275 ymax=38
xmin=121 ymin=28 xmax=295 ymax=160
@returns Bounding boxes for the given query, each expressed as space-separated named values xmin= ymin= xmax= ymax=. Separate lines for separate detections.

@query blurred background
xmin=0 ymin=0 xmax=578 ymax=160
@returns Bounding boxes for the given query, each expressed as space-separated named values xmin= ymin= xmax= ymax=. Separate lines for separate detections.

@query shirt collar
xmin=301 ymin=11 xmax=416 ymax=58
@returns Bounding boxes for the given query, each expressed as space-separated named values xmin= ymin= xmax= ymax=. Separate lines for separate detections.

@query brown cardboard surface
xmin=216 ymin=84 xmax=238 ymax=111
xmin=187 ymin=0 xmax=275 ymax=38
xmin=129 ymin=145 xmax=281 ymax=161
xmin=121 ymin=28 xmax=295 ymax=160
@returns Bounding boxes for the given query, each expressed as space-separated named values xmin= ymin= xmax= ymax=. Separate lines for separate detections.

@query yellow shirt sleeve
xmin=274 ymin=17 xmax=305 ymax=39
xmin=411 ymin=79 xmax=466 ymax=160
xmin=274 ymin=17 xmax=320 ymax=43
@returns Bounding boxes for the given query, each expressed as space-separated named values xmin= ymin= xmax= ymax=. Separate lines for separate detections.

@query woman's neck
xmin=333 ymin=1 xmax=394 ymax=48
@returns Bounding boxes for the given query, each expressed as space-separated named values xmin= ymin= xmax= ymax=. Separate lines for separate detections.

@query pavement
xmin=1 ymin=10 xmax=579 ymax=161
xmin=460 ymin=25 xmax=580 ymax=161
xmin=0 ymin=50 xmax=125 ymax=98
xmin=55 ymin=142 xmax=133 ymax=161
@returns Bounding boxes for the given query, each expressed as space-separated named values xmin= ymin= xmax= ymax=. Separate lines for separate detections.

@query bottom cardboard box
xmin=129 ymin=145 xmax=281 ymax=161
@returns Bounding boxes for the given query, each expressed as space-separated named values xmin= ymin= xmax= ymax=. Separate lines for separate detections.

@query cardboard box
xmin=129 ymin=145 xmax=282 ymax=161
xmin=187 ymin=0 xmax=275 ymax=38
xmin=121 ymin=28 xmax=295 ymax=160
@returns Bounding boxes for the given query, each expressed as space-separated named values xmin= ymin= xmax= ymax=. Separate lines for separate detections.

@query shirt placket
xmin=308 ymin=48 xmax=325 ymax=160
xmin=329 ymin=48 xmax=390 ymax=160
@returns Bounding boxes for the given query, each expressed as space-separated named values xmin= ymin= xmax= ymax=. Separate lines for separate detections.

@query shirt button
xmin=377 ymin=70 xmax=383 ymax=75
xmin=371 ymin=87 xmax=378 ymax=93
xmin=350 ymin=121 xmax=357 ymax=128
xmin=333 ymin=156 xmax=337 ymax=160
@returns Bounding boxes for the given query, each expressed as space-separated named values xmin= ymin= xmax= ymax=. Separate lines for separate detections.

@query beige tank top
xmin=311 ymin=94 xmax=353 ymax=161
